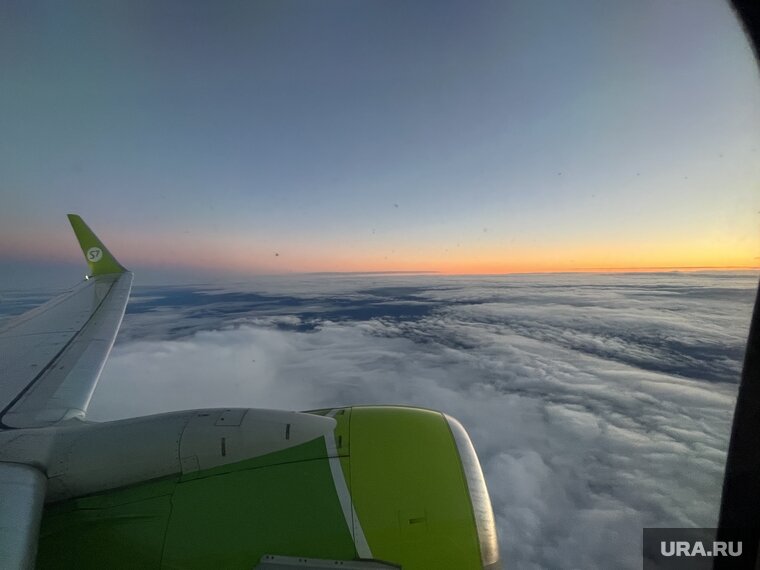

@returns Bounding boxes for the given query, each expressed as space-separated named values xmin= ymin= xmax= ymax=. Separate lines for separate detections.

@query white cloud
xmin=86 ymin=272 xmax=756 ymax=568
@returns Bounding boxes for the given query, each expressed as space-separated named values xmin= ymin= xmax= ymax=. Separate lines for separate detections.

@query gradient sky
xmin=1 ymin=0 xmax=759 ymax=281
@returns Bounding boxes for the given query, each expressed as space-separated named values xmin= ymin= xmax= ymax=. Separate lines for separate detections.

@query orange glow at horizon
xmin=3 ymin=227 xmax=757 ymax=276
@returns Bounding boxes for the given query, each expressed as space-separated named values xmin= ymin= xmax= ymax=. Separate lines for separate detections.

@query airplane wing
xmin=0 ymin=215 xmax=132 ymax=429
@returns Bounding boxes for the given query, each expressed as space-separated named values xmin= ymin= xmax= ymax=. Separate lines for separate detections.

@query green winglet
xmin=67 ymin=214 xmax=128 ymax=275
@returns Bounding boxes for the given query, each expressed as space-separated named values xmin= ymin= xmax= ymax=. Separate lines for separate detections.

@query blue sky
xmin=1 ymin=0 xmax=758 ymax=279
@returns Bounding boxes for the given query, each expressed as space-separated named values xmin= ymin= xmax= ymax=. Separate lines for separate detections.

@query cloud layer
xmin=43 ymin=272 xmax=760 ymax=567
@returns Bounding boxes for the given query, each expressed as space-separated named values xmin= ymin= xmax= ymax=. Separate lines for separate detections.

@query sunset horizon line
xmin=311 ymin=266 xmax=760 ymax=276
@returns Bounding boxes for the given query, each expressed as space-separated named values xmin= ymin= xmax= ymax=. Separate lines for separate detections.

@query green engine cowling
xmin=37 ymin=406 xmax=500 ymax=569
xmin=346 ymin=406 xmax=500 ymax=569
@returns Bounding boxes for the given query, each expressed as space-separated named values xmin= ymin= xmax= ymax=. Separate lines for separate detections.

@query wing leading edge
xmin=0 ymin=215 xmax=132 ymax=429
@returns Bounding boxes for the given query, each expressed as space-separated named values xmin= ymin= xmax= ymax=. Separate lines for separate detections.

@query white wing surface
xmin=0 ymin=215 xmax=132 ymax=429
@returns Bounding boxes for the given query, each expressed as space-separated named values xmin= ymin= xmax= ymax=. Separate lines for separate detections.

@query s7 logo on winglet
xmin=87 ymin=247 xmax=103 ymax=262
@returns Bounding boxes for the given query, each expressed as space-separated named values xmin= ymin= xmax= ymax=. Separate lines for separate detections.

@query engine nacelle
xmin=31 ymin=406 xmax=500 ymax=569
